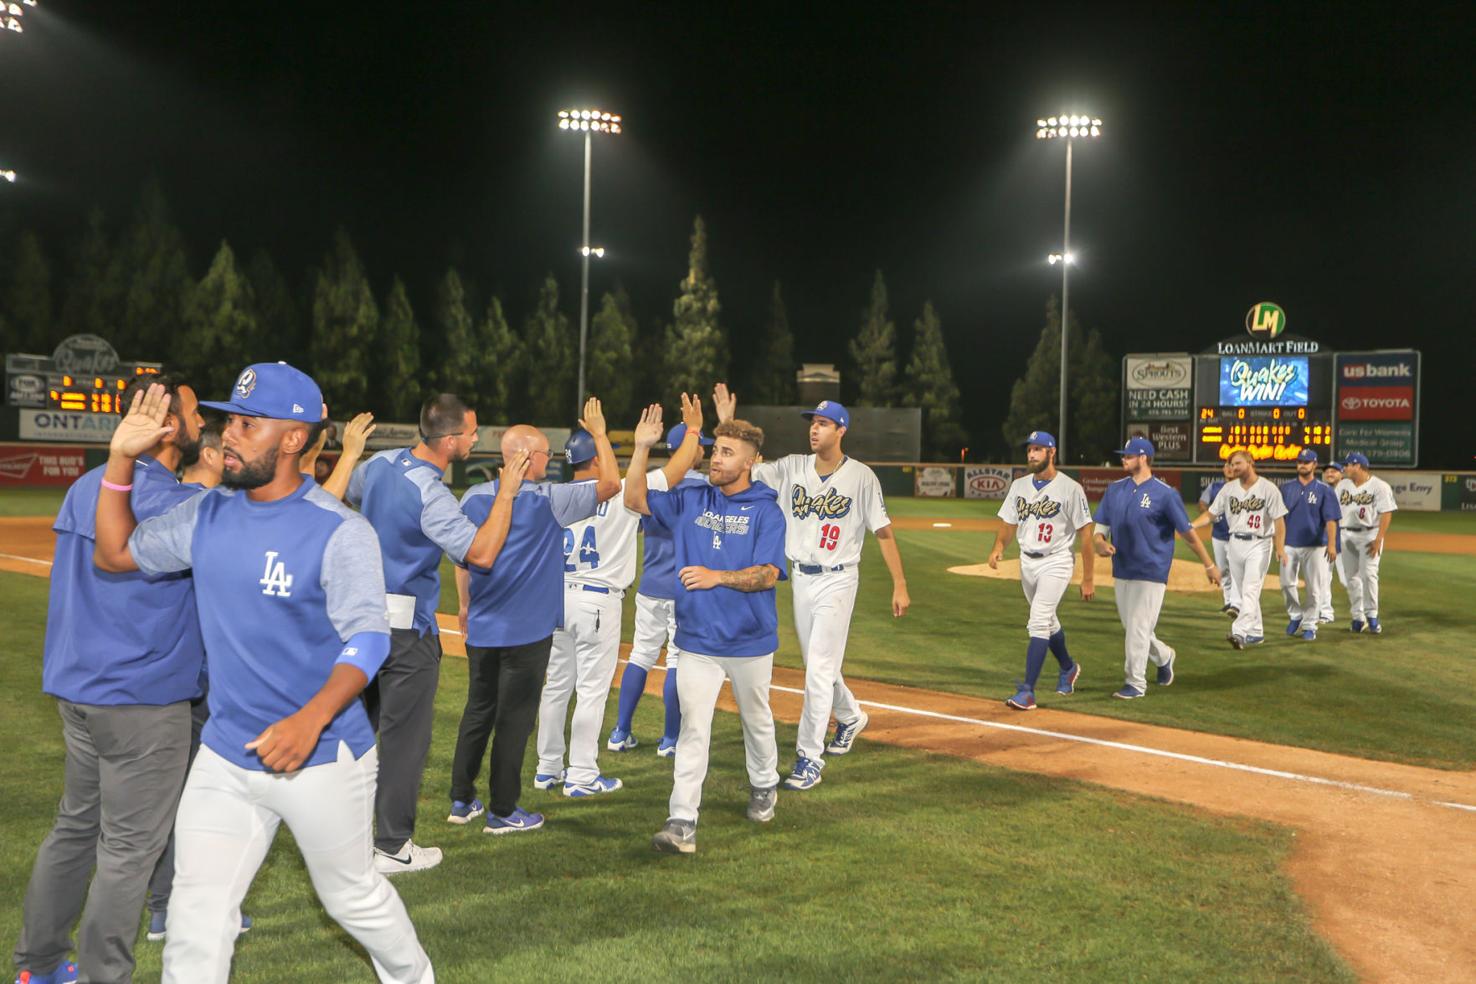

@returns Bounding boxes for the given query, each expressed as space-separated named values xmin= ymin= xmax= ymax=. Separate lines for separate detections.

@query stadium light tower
xmin=557 ymin=107 xmax=622 ymax=419
xmin=1036 ymin=113 xmax=1101 ymax=462
xmin=4 ymin=0 xmax=37 ymax=35
xmin=1 ymin=169 xmax=16 ymax=183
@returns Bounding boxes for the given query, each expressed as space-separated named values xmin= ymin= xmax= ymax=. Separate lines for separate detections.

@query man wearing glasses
xmin=343 ymin=394 xmax=523 ymax=874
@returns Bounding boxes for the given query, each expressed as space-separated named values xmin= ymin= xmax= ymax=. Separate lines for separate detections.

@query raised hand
xmin=681 ymin=392 xmax=704 ymax=432
xmin=341 ymin=412 xmax=377 ymax=459
xmin=633 ymin=404 xmax=665 ymax=450
xmin=110 ymin=383 xmax=174 ymax=460
xmin=579 ymin=396 xmax=607 ymax=438
xmin=713 ymin=382 xmax=736 ymax=423
xmin=498 ymin=449 xmax=532 ymax=499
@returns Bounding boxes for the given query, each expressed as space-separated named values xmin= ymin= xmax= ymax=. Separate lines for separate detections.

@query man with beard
xmin=13 ymin=375 xmax=204 ymax=984
xmin=93 ymin=364 xmax=434 ymax=984
xmin=1334 ymin=452 xmax=1398 ymax=634
xmin=1277 ymin=450 xmax=1341 ymax=641
xmin=1094 ymin=437 xmax=1220 ymax=699
xmin=989 ymin=431 xmax=1095 ymax=711
xmin=1193 ymin=449 xmax=1288 ymax=649
xmin=343 ymin=394 xmax=523 ymax=872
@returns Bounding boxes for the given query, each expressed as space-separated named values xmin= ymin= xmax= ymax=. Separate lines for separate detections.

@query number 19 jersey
xmin=998 ymin=472 xmax=1092 ymax=556
xmin=562 ymin=477 xmax=642 ymax=592
xmin=750 ymin=455 xmax=891 ymax=567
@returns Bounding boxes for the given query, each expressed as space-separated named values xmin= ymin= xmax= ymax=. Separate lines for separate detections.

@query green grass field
xmin=0 ymin=570 xmax=1352 ymax=982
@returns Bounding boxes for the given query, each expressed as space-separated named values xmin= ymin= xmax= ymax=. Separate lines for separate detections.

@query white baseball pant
xmin=1319 ymin=549 xmax=1344 ymax=622
xmin=1114 ymin=578 xmax=1174 ymax=693
xmin=537 ymin=586 xmax=624 ymax=786
xmin=668 ymin=651 xmax=779 ymax=824
xmin=1211 ymin=537 xmax=1240 ymax=610
xmin=1227 ymin=537 xmax=1273 ymax=639
xmin=162 ymin=743 xmax=432 ymax=984
xmin=1281 ymin=545 xmax=1331 ymax=628
xmin=792 ymin=568 xmax=863 ymax=763
xmin=1340 ymin=529 xmax=1383 ymax=621
xmin=627 ymin=592 xmax=680 ymax=672
xmin=1019 ymin=551 xmax=1073 ymax=639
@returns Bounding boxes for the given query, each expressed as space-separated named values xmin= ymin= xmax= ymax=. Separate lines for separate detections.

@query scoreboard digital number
xmin=48 ymin=367 xmax=160 ymax=414
xmin=1196 ymin=406 xmax=1332 ymax=462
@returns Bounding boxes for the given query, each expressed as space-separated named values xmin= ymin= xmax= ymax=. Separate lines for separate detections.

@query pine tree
xmin=587 ymin=287 xmax=637 ymax=423
xmin=848 ymin=270 xmax=900 ymax=406
xmin=179 ymin=240 xmax=260 ymax=399
xmin=521 ymin=274 xmax=576 ymax=424
xmin=310 ymin=228 xmax=379 ymax=415
xmin=470 ymin=295 xmax=522 ymax=424
xmin=748 ymin=280 xmax=797 ymax=404
xmin=903 ymin=301 xmax=967 ymax=456
xmin=1071 ymin=324 xmax=1120 ymax=465
xmin=4 ymin=231 xmax=54 ymax=352
xmin=1002 ymin=296 xmax=1119 ymax=464
xmin=662 ymin=216 xmax=726 ymax=404
xmin=377 ymin=277 xmax=422 ymax=420
xmin=246 ymin=248 xmax=301 ymax=367
xmin=433 ymin=268 xmax=476 ymax=399
xmin=112 ymin=181 xmax=192 ymax=358
xmin=60 ymin=208 xmax=122 ymax=344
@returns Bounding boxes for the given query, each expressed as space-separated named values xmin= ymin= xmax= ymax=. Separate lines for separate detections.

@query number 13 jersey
xmin=998 ymin=473 xmax=1093 ymax=556
xmin=751 ymin=455 xmax=891 ymax=568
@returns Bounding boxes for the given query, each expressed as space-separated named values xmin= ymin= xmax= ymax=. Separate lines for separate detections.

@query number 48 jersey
xmin=562 ymin=477 xmax=643 ymax=592
xmin=750 ymin=455 xmax=891 ymax=567
xmin=998 ymin=473 xmax=1093 ymax=556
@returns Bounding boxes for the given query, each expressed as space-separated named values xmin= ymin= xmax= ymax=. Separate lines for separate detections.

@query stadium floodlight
xmin=1035 ymin=112 xmax=1102 ymax=460
xmin=1 ymin=169 xmax=16 ymax=183
xmin=557 ymin=107 xmax=623 ymax=417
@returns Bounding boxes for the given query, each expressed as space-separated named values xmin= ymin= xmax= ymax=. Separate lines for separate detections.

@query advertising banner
xmin=0 ymin=445 xmax=88 ymax=486
xmin=1387 ymin=472 xmax=1442 ymax=512
xmin=1126 ymin=421 xmax=1191 ymax=459
xmin=963 ymin=466 xmax=1011 ymax=500
xmin=1444 ymin=474 xmax=1476 ymax=512
xmin=1338 ymin=387 xmax=1414 ymax=421
xmin=18 ymin=410 xmax=119 ymax=444
xmin=6 ymin=371 xmax=48 ymax=408
xmin=1335 ymin=421 xmax=1414 ymax=468
xmin=914 ymin=466 xmax=956 ymax=498
xmin=1334 ymin=352 xmax=1420 ymax=466
xmin=1124 ymin=357 xmax=1192 ymax=420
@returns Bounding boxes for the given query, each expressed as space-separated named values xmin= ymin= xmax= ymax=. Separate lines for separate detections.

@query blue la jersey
xmin=1093 ymin=475 xmax=1192 ymax=584
xmin=44 ymin=457 xmax=206 ymax=706
xmin=459 ymin=479 xmax=599 ymax=648
xmin=347 ymin=448 xmax=478 ymax=635
xmin=645 ymin=480 xmax=788 ymax=657
xmin=1198 ymin=479 xmax=1231 ymax=541
xmin=1280 ymin=478 xmax=1342 ymax=548
xmin=638 ymin=468 xmax=708 ymax=601
xmin=128 ymin=479 xmax=390 ymax=772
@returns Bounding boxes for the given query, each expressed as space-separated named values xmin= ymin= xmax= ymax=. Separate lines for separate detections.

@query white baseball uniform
xmin=1197 ymin=480 xmax=1240 ymax=611
xmin=751 ymin=454 xmax=890 ymax=765
xmin=536 ymin=478 xmax=641 ymax=786
xmin=997 ymin=472 xmax=1092 ymax=640
xmin=628 ymin=469 xmax=684 ymax=675
xmin=1336 ymin=476 xmax=1397 ymax=623
xmin=1209 ymin=476 xmax=1288 ymax=640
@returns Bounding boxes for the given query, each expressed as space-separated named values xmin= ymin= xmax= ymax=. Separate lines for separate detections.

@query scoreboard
xmin=1193 ymin=353 xmax=1334 ymax=463
xmin=6 ymin=335 xmax=162 ymax=415
xmin=1196 ymin=405 xmax=1333 ymax=462
xmin=48 ymin=368 xmax=161 ymax=414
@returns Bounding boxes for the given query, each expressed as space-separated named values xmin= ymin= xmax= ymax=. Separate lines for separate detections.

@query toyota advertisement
xmin=1334 ymin=352 xmax=1420 ymax=467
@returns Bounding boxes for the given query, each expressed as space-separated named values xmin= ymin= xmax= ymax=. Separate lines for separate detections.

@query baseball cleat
xmin=656 ymin=736 xmax=677 ymax=758
xmin=1244 ymin=636 xmax=1265 ymax=646
xmin=826 ymin=711 xmax=869 ymax=754
xmin=1285 ymin=618 xmax=1303 ymax=636
xmin=652 ymin=818 xmax=697 ymax=855
xmin=1056 ymin=662 xmax=1081 ymax=696
xmin=747 ymin=784 xmax=778 ymax=822
xmin=607 ymin=728 xmax=638 ymax=752
xmin=14 ymin=961 xmax=78 ymax=984
xmin=1300 ymin=628 xmax=1317 ymax=641
xmin=781 ymin=756 xmax=823 ymax=790
xmin=374 ymin=840 xmax=443 ymax=875
xmin=1005 ymin=686 xmax=1036 ymax=711
xmin=1113 ymin=685 xmax=1145 ymax=700
xmin=1223 ymin=605 xmax=1239 ymax=619
xmin=484 ymin=807 xmax=544 ymax=835
xmin=563 ymin=775 xmax=623 ymax=798
xmin=1228 ymin=633 xmax=1245 ymax=650
xmin=1156 ymin=648 xmax=1176 ymax=687
xmin=147 ymin=911 xmax=250 ymax=942
xmin=1366 ymin=617 xmax=1383 ymax=634
xmin=533 ymin=770 xmax=565 ymax=790
xmin=447 ymin=798 xmax=485 ymax=824
xmin=1350 ymin=619 xmax=1365 ymax=634
xmin=1317 ymin=614 xmax=1334 ymax=624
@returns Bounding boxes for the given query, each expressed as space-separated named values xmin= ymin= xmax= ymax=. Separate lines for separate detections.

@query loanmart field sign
xmin=1334 ymin=351 xmax=1420 ymax=467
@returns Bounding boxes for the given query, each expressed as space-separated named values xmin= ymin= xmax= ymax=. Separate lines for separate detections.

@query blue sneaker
xmin=484 ymin=807 xmax=545 ymax=835
xmin=826 ymin=711 xmax=869 ymax=754
xmin=563 ymin=775 xmax=623 ymax=798
xmin=1351 ymin=619 xmax=1365 ymax=634
xmin=1056 ymin=662 xmax=1081 ymax=695
xmin=1286 ymin=618 xmax=1303 ymax=636
xmin=1366 ymin=617 xmax=1382 ymax=634
xmin=1245 ymin=636 xmax=1265 ymax=646
xmin=781 ymin=756 xmax=823 ymax=790
xmin=147 ymin=909 xmax=167 ymax=941
xmin=655 ymin=736 xmax=677 ymax=758
xmin=607 ymin=728 xmax=637 ymax=752
xmin=1113 ymin=685 xmax=1145 ymax=700
xmin=1301 ymin=628 xmax=1317 ymax=641
xmin=447 ymin=798 xmax=485 ymax=824
xmin=1005 ymin=686 xmax=1036 ymax=711
xmin=1156 ymin=649 xmax=1176 ymax=687
xmin=16 ymin=961 xmax=79 ymax=984
xmin=533 ymin=770 xmax=565 ymax=790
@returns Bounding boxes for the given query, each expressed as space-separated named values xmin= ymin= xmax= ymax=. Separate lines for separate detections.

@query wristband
xmin=101 ymin=479 xmax=133 ymax=493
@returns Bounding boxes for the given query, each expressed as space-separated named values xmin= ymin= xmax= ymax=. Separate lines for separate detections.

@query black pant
xmin=363 ymin=629 xmax=443 ymax=852
xmin=449 ymin=636 xmax=552 ymax=818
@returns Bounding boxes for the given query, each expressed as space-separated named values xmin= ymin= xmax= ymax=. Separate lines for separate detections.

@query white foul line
xmin=0 ymin=553 xmax=52 ymax=567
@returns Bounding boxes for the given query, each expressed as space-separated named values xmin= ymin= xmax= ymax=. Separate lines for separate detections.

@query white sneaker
xmin=374 ymin=839 xmax=443 ymax=875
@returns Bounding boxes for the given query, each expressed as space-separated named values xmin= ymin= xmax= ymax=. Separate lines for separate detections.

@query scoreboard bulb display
xmin=1196 ymin=406 xmax=1332 ymax=462
xmin=48 ymin=368 xmax=160 ymax=414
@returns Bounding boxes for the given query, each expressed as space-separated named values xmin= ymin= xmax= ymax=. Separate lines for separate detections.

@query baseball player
xmin=1196 ymin=460 xmax=1240 ymax=619
xmin=625 ymin=398 xmax=788 ymax=856
xmin=1093 ymin=437 xmax=1220 ymax=698
xmin=1278 ymin=450 xmax=1341 ymax=641
xmin=94 ymin=365 xmax=434 ymax=984
xmin=607 ymin=423 xmax=712 ymax=757
xmin=1317 ymin=462 xmax=1347 ymax=623
xmin=714 ymin=385 xmax=908 ymax=792
xmin=988 ymin=431 xmax=1094 ymax=711
xmin=1335 ymin=452 xmax=1397 ymax=633
xmin=1192 ymin=450 xmax=1287 ymax=648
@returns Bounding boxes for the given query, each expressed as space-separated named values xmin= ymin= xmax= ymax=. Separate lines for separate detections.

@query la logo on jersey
xmin=1139 ymin=493 xmax=1152 ymax=508
xmin=1308 ymin=491 xmax=1317 ymax=504
xmin=259 ymin=550 xmax=294 ymax=597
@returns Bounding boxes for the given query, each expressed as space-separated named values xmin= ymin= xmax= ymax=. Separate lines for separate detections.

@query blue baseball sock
xmin=615 ymin=663 xmax=648 ymax=733
xmin=1048 ymin=629 xmax=1075 ymax=671
xmin=1024 ymin=637 xmax=1050 ymax=690
xmin=662 ymin=665 xmax=682 ymax=741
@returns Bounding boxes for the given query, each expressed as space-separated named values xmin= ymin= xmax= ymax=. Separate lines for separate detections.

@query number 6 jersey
xmin=998 ymin=472 xmax=1093 ymax=556
xmin=751 ymin=455 xmax=891 ymax=567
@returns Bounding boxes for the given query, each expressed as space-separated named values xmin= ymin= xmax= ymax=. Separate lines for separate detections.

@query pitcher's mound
xmin=949 ymin=555 xmax=1288 ymax=593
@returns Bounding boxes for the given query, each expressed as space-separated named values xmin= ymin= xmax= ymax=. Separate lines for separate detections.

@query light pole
xmin=557 ymin=107 xmax=622 ymax=418
xmin=1036 ymin=114 xmax=1101 ymax=462
xmin=0 ymin=169 xmax=15 ymax=183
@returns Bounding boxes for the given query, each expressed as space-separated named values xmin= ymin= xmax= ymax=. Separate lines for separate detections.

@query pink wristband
xmin=101 ymin=479 xmax=133 ymax=493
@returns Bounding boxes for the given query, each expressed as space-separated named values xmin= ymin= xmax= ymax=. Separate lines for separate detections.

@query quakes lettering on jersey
xmin=791 ymin=485 xmax=853 ymax=521
xmin=1340 ymin=489 xmax=1375 ymax=506
xmin=1228 ymin=494 xmax=1268 ymax=514
xmin=1014 ymin=496 xmax=1063 ymax=520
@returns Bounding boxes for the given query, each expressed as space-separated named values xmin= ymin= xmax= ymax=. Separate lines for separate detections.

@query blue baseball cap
xmin=200 ymin=363 xmax=324 ymax=423
xmin=1296 ymin=448 xmax=1319 ymax=464
xmin=1343 ymin=452 xmax=1370 ymax=468
xmin=801 ymin=400 xmax=849 ymax=429
xmin=1114 ymin=436 xmax=1156 ymax=457
xmin=1022 ymin=430 xmax=1057 ymax=449
xmin=565 ymin=429 xmax=596 ymax=466
xmin=666 ymin=423 xmax=715 ymax=450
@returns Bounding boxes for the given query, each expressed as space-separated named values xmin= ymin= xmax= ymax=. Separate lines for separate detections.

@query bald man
xmin=448 ymin=401 xmax=621 ymax=834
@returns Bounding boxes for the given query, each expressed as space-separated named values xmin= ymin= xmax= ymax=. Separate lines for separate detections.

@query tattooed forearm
xmin=717 ymin=565 xmax=779 ymax=592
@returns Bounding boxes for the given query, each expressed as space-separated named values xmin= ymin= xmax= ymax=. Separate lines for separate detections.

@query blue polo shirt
xmin=128 ymin=479 xmax=391 ymax=771
xmin=1280 ymin=478 xmax=1342 ymax=548
xmin=347 ymin=448 xmax=478 ymax=635
xmin=646 ymin=480 xmax=788 ymax=657
xmin=1199 ymin=479 xmax=1231 ymax=542
xmin=459 ymin=480 xmax=599 ymax=648
xmin=638 ymin=469 xmax=708 ymax=601
xmin=1093 ymin=475 xmax=1192 ymax=584
xmin=43 ymin=457 xmax=205 ymax=707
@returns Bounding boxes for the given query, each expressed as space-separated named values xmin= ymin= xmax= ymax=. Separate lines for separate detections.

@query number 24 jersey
xmin=998 ymin=473 xmax=1092 ymax=556
xmin=750 ymin=455 xmax=891 ymax=567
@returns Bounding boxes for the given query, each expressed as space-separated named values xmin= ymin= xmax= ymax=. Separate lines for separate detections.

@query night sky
xmin=2 ymin=2 xmax=1471 ymax=464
